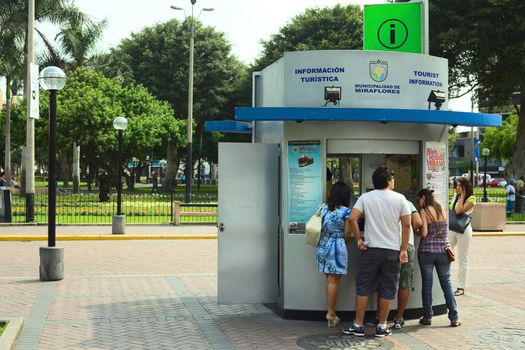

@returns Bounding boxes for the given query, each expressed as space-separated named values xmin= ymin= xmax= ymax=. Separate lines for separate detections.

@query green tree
xmin=93 ymin=19 xmax=249 ymax=189
xmin=253 ymin=4 xmax=363 ymax=71
xmin=428 ymin=0 xmax=525 ymax=176
xmin=10 ymin=67 xmax=185 ymax=186
xmin=481 ymin=112 xmax=518 ymax=162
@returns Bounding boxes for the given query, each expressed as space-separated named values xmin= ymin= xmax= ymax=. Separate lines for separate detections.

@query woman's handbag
xmin=448 ymin=209 xmax=471 ymax=233
xmin=305 ymin=204 xmax=326 ymax=246
xmin=446 ymin=245 xmax=456 ymax=262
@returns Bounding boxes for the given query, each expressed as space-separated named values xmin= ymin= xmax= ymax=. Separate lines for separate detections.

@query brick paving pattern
xmin=0 ymin=236 xmax=524 ymax=349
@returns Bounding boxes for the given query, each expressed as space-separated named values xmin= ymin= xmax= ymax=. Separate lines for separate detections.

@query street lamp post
xmin=482 ymin=148 xmax=490 ymax=203
xmin=38 ymin=66 xmax=66 ymax=281
xmin=171 ymin=1 xmax=213 ymax=203
xmin=112 ymin=117 xmax=128 ymax=234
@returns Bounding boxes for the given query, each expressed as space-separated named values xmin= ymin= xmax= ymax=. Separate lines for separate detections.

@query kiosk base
xmin=264 ymin=303 xmax=448 ymax=322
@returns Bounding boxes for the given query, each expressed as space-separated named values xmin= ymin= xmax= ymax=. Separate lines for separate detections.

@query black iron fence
xmin=10 ymin=191 xmax=217 ymax=224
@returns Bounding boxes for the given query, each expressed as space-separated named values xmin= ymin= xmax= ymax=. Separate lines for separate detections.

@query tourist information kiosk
xmin=210 ymin=49 xmax=501 ymax=319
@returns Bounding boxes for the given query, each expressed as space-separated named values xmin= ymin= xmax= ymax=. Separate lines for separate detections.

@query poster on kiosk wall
xmin=288 ymin=141 xmax=322 ymax=235
xmin=424 ymin=141 xmax=448 ymax=208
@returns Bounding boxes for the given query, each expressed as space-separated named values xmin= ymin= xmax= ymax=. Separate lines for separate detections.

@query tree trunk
xmin=339 ymin=157 xmax=353 ymax=184
xmin=4 ymin=75 xmax=12 ymax=186
xmin=72 ymin=142 xmax=80 ymax=193
xmin=162 ymin=143 xmax=178 ymax=192
xmin=508 ymin=79 xmax=525 ymax=178
xmin=58 ymin=151 xmax=70 ymax=187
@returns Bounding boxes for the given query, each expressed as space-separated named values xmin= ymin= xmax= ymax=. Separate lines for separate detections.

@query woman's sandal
xmin=326 ymin=316 xmax=341 ymax=327
xmin=454 ymin=288 xmax=465 ymax=296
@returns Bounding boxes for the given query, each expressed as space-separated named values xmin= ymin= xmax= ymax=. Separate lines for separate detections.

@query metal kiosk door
xmin=218 ymin=143 xmax=279 ymax=304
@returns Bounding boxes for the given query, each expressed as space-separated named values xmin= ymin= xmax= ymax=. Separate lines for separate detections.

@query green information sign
xmin=364 ymin=3 xmax=422 ymax=53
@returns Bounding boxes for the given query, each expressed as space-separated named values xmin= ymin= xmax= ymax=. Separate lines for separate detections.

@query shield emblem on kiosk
xmin=369 ymin=60 xmax=388 ymax=82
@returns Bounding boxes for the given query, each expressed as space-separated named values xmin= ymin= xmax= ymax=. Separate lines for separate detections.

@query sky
xmin=2 ymin=0 xmax=472 ymax=111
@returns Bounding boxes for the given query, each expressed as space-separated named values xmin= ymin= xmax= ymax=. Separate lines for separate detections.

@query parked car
xmin=488 ymin=178 xmax=504 ymax=187
xmin=498 ymin=179 xmax=508 ymax=188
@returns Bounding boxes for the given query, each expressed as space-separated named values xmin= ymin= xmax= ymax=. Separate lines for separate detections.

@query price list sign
xmin=288 ymin=141 xmax=322 ymax=234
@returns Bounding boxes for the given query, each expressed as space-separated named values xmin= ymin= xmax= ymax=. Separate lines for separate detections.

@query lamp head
xmin=482 ymin=148 xmax=490 ymax=157
xmin=113 ymin=116 xmax=128 ymax=131
xmin=202 ymin=7 xmax=214 ymax=11
xmin=170 ymin=5 xmax=183 ymax=10
xmin=427 ymin=90 xmax=446 ymax=110
xmin=39 ymin=66 xmax=66 ymax=91
xmin=324 ymin=86 xmax=342 ymax=106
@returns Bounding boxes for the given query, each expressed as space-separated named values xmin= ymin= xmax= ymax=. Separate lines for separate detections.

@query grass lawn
xmin=0 ymin=320 xmax=8 ymax=336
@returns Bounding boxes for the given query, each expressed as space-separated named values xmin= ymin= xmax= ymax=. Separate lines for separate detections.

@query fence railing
xmin=10 ymin=192 xmax=218 ymax=224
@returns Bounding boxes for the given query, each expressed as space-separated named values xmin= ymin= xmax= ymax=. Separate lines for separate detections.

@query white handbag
xmin=305 ymin=204 xmax=326 ymax=246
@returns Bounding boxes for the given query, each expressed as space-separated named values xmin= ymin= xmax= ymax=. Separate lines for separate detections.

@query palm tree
xmin=0 ymin=0 xmax=90 ymax=190
xmin=37 ymin=15 xmax=107 ymax=70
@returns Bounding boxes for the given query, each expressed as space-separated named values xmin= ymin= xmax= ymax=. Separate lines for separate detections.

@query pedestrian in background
xmin=506 ymin=180 xmax=516 ymax=218
xmin=449 ymin=177 xmax=475 ymax=297
xmin=316 ymin=181 xmax=353 ymax=327
xmin=416 ymin=189 xmax=461 ymax=327
xmin=515 ymin=176 xmax=524 ymax=213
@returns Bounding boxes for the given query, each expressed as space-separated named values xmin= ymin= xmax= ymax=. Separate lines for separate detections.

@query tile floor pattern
xmin=0 ymin=237 xmax=524 ymax=349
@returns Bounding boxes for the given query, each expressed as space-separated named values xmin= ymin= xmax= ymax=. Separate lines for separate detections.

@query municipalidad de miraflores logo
xmin=369 ymin=59 xmax=388 ymax=82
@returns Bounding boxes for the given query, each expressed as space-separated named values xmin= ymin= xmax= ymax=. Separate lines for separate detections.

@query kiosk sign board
xmin=364 ymin=3 xmax=423 ymax=53
xmin=282 ymin=50 xmax=448 ymax=110
xmin=288 ymin=141 xmax=322 ymax=234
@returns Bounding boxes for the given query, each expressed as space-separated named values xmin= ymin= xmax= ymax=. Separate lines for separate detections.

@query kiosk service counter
xmin=214 ymin=50 xmax=501 ymax=320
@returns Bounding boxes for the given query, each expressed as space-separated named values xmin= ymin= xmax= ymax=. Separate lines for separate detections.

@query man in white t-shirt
xmin=343 ymin=167 xmax=411 ymax=337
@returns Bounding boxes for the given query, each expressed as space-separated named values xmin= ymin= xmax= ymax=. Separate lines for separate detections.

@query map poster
xmin=424 ymin=141 xmax=448 ymax=208
xmin=288 ymin=141 xmax=322 ymax=235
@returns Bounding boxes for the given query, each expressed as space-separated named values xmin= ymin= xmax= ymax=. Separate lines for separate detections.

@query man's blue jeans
xmin=418 ymin=252 xmax=459 ymax=321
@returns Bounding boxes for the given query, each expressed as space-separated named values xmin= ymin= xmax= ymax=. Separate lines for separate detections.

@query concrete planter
xmin=0 ymin=318 xmax=24 ymax=350
xmin=471 ymin=202 xmax=506 ymax=231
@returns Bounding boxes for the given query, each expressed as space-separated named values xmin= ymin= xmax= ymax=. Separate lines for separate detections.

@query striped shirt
xmin=418 ymin=220 xmax=448 ymax=254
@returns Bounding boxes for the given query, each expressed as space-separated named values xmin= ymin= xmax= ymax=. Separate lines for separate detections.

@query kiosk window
xmin=362 ymin=154 xmax=418 ymax=202
xmin=327 ymin=155 xmax=361 ymax=200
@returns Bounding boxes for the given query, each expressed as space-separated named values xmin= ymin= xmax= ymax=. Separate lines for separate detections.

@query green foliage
xmin=10 ymin=67 xmax=184 ymax=173
xmin=253 ymin=4 xmax=363 ymax=71
xmin=481 ymin=113 xmax=518 ymax=161
xmin=92 ymin=19 xmax=249 ymax=163
xmin=448 ymin=127 xmax=457 ymax=154
xmin=429 ymin=0 xmax=525 ymax=102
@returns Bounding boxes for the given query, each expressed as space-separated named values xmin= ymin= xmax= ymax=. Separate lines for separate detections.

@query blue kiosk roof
xmin=235 ymin=107 xmax=502 ymax=127
xmin=204 ymin=120 xmax=252 ymax=134
xmin=205 ymin=107 xmax=501 ymax=133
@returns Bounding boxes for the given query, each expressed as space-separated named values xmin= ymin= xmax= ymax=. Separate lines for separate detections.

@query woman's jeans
xmin=418 ymin=252 xmax=459 ymax=321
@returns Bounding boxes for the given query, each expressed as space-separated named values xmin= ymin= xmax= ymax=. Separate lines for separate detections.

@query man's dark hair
xmin=372 ymin=167 xmax=394 ymax=190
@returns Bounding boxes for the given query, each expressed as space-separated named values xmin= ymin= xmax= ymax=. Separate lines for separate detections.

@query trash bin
xmin=0 ymin=187 xmax=12 ymax=223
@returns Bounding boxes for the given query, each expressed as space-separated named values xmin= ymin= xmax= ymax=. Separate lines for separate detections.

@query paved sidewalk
xmin=1 ymin=236 xmax=525 ymax=349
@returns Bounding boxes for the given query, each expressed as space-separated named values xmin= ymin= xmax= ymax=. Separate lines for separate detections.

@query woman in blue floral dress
xmin=316 ymin=181 xmax=353 ymax=327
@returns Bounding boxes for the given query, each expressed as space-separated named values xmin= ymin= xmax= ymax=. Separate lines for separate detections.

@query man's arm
xmin=347 ymin=208 xmax=367 ymax=250
xmin=399 ymin=214 xmax=410 ymax=264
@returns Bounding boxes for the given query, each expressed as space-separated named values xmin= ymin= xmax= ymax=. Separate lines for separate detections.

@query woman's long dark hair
xmin=457 ymin=177 xmax=473 ymax=199
xmin=417 ymin=188 xmax=444 ymax=221
xmin=327 ymin=181 xmax=351 ymax=211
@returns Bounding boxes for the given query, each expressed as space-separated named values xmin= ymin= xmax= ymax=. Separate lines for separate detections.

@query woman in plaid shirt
xmin=416 ymin=189 xmax=461 ymax=328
